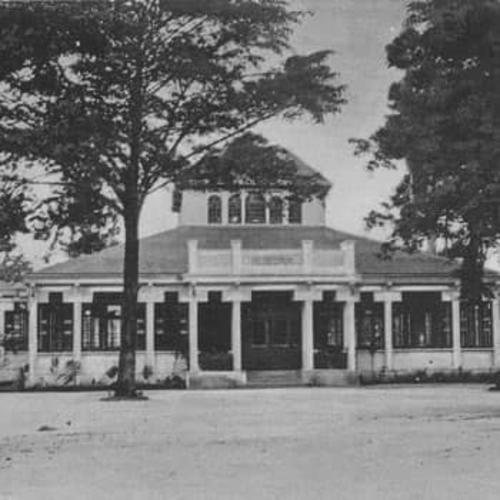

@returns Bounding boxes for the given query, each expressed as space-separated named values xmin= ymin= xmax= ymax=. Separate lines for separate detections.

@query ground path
xmin=1 ymin=385 xmax=500 ymax=499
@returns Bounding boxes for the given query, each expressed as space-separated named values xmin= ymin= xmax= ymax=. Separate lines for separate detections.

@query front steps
xmin=246 ymin=370 xmax=303 ymax=388
xmin=187 ymin=369 xmax=359 ymax=389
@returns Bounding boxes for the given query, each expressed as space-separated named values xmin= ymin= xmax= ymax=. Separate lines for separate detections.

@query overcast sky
xmin=139 ymin=0 xmax=407 ymax=240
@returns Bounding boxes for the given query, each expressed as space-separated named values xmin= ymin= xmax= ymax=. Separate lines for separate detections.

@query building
xmin=1 ymin=148 xmax=499 ymax=388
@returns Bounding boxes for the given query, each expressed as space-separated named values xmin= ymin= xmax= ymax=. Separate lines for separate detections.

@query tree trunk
xmin=115 ymin=202 xmax=140 ymax=397
xmin=115 ymin=37 xmax=144 ymax=398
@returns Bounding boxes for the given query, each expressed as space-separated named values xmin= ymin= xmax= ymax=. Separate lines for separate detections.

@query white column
xmin=302 ymin=297 xmax=314 ymax=371
xmin=0 ymin=301 xmax=10 ymax=362
xmin=0 ymin=301 xmax=6 ymax=343
xmin=241 ymin=191 xmax=247 ymax=224
xmin=452 ymin=297 xmax=461 ymax=369
xmin=344 ymin=299 xmax=356 ymax=371
xmin=302 ymin=240 xmax=313 ymax=274
xmin=28 ymin=293 xmax=38 ymax=385
xmin=146 ymin=300 xmax=155 ymax=370
xmin=231 ymin=240 xmax=242 ymax=275
xmin=492 ymin=297 xmax=500 ymax=367
xmin=231 ymin=300 xmax=242 ymax=372
xmin=384 ymin=299 xmax=393 ymax=371
xmin=73 ymin=300 xmax=82 ymax=363
xmin=188 ymin=291 xmax=199 ymax=372
xmin=187 ymin=239 xmax=198 ymax=274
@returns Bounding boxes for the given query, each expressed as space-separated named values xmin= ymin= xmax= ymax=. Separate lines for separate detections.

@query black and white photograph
xmin=1 ymin=0 xmax=500 ymax=498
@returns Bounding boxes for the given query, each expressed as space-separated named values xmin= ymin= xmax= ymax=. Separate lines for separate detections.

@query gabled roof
xmin=31 ymin=225 xmax=466 ymax=285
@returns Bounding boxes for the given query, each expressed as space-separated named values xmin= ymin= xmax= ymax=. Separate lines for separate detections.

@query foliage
xmin=0 ymin=0 xmax=345 ymax=396
xmin=0 ymin=253 xmax=32 ymax=283
xmin=198 ymin=351 xmax=233 ymax=371
xmin=180 ymin=132 xmax=331 ymax=199
xmin=352 ymin=0 xmax=500 ymax=301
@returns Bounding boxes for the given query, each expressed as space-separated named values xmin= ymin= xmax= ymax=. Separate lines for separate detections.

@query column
xmin=451 ymin=296 xmax=461 ymax=369
xmin=302 ymin=240 xmax=313 ymax=274
xmin=188 ymin=290 xmax=199 ymax=372
xmin=231 ymin=299 xmax=242 ymax=371
xmin=28 ymin=292 xmax=38 ymax=385
xmin=0 ymin=301 xmax=7 ymax=343
xmin=0 ymin=300 xmax=13 ymax=362
xmin=73 ymin=299 xmax=82 ymax=364
xmin=187 ymin=239 xmax=198 ymax=274
xmin=146 ymin=300 xmax=155 ymax=370
xmin=231 ymin=240 xmax=242 ymax=275
xmin=492 ymin=297 xmax=500 ymax=367
xmin=384 ymin=299 xmax=393 ymax=371
xmin=302 ymin=297 xmax=314 ymax=371
xmin=344 ymin=299 xmax=356 ymax=371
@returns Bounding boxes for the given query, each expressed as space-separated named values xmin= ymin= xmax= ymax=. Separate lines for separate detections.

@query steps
xmin=246 ymin=369 xmax=359 ymax=388
xmin=245 ymin=370 xmax=304 ymax=388
xmin=187 ymin=370 xmax=359 ymax=389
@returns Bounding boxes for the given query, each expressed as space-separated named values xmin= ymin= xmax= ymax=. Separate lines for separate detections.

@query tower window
xmin=228 ymin=194 xmax=242 ymax=223
xmin=288 ymin=198 xmax=302 ymax=224
xmin=245 ymin=193 xmax=266 ymax=224
xmin=208 ymin=195 xmax=222 ymax=224
xmin=269 ymin=196 xmax=283 ymax=224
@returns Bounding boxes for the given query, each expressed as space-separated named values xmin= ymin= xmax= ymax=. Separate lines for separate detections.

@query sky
xmin=139 ymin=0 xmax=407 ymax=241
xmin=23 ymin=0 xmax=409 ymax=267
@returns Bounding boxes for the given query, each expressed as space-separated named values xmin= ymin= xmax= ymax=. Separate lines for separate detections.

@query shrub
xmin=199 ymin=351 xmax=233 ymax=371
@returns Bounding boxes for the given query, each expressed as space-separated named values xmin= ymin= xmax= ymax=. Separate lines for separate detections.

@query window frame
xmin=228 ymin=193 xmax=242 ymax=224
xmin=269 ymin=196 xmax=284 ymax=224
xmin=245 ymin=192 xmax=266 ymax=224
xmin=207 ymin=194 xmax=222 ymax=224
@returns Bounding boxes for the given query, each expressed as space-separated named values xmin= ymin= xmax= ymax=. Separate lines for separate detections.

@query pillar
xmin=301 ymin=297 xmax=314 ymax=371
xmin=188 ymin=291 xmax=199 ymax=372
xmin=28 ymin=292 xmax=38 ymax=385
xmin=0 ymin=300 xmax=14 ymax=357
xmin=384 ymin=299 xmax=393 ymax=371
xmin=344 ymin=299 xmax=356 ymax=371
xmin=451 ymin=296 xmax=461 ymax=369
xmin=231 ymin=299 xmax=242 ymax=371
xmin=302 ymin=240 xmax=313 ymax=274
xmin=73 ymin=299 xmax=82 ymax=364
xmin=493 ymin=297 xmax=500 ymax=367
xmin=0 ymin=301 xmax=7 ymax=342
xmin=146 ymin=299 xmax=155 ymax=370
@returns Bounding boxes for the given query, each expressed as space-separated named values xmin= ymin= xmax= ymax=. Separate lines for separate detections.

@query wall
xmin=0 ymin=350 xmax=28 ymax=384
xmin=357 ymin=349 xmax=497 ymax=375
xmin=27 ymin=351 xmax=187 ymax=388
xmin=178 ymin=190 xmax=326 ymax=226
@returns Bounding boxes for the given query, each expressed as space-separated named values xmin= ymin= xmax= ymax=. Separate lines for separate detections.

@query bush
xmin=164 ymin=375 xmax=186 ymax=389
xmin=199 ymin=351 xmax=233 ymax=371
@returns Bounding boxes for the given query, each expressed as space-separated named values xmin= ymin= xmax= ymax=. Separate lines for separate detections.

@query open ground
xmin=1 ymin=385 xmax=500 ymax=500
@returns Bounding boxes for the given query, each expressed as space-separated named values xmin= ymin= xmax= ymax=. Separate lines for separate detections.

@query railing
xmin=187 ymin=239 xmax=355 ymax=276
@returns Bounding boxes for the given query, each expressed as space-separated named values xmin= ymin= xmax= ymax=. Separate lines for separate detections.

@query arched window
xmin=288 ymin=198 xmax=302 ymax=224
xmin=245 ymin=193 xmax=266 ymax=224
xmin=269 ymin=196 xmax=283 ymax=224
xmin=207 ymin=195 xmax=222 ymax=224
xmin=228 ymin=194 xmax=242 ymax=224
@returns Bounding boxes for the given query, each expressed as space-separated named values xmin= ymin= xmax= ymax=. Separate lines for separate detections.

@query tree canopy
xmin=179 ymin=132 xmax=331 ymax=199
xmin=0 ymin=0 xmax=346 ymax=396
xmin=352 ymin=0 xmax=500 ymax=301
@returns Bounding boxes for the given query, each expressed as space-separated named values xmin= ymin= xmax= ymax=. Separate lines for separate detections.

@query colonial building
xmin=1 ymin=150 xmax=500 ymax=388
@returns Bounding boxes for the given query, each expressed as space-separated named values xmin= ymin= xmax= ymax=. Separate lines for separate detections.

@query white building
xmin=1 ymin=149 xmax=499 ymax=388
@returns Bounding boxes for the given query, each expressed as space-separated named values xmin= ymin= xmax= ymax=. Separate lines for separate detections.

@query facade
xmin=1 ymin=154 xmax=500 ymax=388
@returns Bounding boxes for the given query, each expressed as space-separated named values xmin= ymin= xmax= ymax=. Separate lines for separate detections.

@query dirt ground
xmin=1 ymin=385 xmax=500 ymax=500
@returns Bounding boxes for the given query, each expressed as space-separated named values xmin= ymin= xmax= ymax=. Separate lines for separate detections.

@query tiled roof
xmin=30 ymin=225 xmax=473 ymax=285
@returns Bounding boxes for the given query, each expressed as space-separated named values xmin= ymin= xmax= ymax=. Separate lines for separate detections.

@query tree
xmin=352 ymin=0 xmax=500 ymax=302
xmin=180 ymin=131 xmax=331 ymax=199
xmin=0 ymin=0 xmax=346 ymax=397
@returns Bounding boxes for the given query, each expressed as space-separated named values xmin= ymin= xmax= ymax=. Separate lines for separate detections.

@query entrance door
xmin=242 ymin=292 xmax=301 ymax=370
